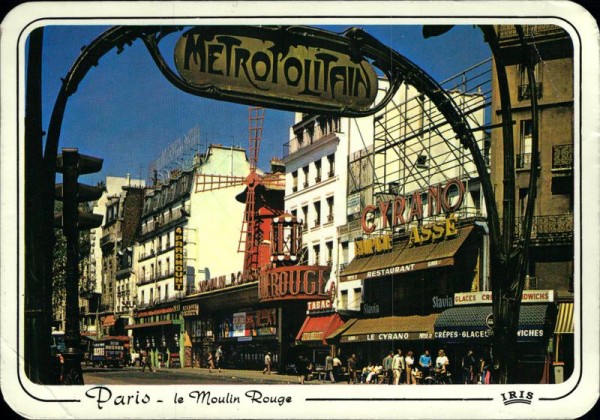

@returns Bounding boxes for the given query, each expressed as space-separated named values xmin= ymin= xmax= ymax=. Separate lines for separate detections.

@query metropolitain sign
xmin=174 ymin=26 xmax=379 ymax=113
xmin=258 ymin=265 xmax=330 ymax=302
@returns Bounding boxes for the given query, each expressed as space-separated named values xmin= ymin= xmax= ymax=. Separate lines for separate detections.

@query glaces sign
xmin=174 ymin=27 xmax=378 ymax=112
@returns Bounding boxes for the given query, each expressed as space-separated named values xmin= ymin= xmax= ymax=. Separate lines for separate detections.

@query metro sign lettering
xmin=174 ymin=26 xmax=378 ymax=112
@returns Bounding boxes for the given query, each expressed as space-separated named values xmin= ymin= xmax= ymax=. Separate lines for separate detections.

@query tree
xmin=52 ymin=201 xmax=93 ymax=328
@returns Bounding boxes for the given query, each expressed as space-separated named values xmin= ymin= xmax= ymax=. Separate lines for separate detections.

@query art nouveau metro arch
xmin=30 ymin=24 xmax=539 ymax=384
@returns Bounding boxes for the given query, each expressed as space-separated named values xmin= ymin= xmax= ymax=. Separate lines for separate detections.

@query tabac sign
xmin=174 ymin=26 xmax=380 ymax=113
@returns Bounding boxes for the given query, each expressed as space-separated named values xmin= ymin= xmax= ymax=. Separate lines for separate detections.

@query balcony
xmin=497 ymin=25 xmax=566 ymax=41
xmin=100 ymin=233 xmax=114 ymax=248
xmin=326 ymin=214 xmax=334 ymax=224
xmin=328 ymin=170 xmax=335 ymax=178
xmin=315 ymin=175 xmax=321 ymax=183
xmin=283 ymin=115 xmax=342 ymax=158
xmin=518 ymin=83 xmax=543 ymax=101
xmin=115 ymin=267 xmax=133 ymax=280
xmin=552 ymin=144 xmax=573 ymax=171
xmin=514 ymin=213 xmax=573 ymax=244
xmin=515 ymin=153 xmax=540 ymax=170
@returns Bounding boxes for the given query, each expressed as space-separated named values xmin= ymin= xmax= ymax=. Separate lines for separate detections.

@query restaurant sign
xmin=258 ymin=265 xmax=330 ymax=302
xmin=174 ymin=26 xmax=381 ymax=114
xmin=341 ymin=331 xmax=432 ymax=343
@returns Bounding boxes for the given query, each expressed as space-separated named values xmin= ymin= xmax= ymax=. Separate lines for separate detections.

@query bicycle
xmin=423 ymin=369 xmax=452 ymax=385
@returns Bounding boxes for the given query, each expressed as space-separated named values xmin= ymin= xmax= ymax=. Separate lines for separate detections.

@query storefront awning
xmin=101 ymin=315 xmax=116 ymax=326
xmin=295 ymin=313 xmax=346 ymax=345
xmin=434 ymin=304 xmax=556 ymax=343
xmin=341 ymin=226 xmax=474 ymax=281
xmin=331 ymin=314 xmax=439 ymax=343
xmin=554 ymin=302 xmax=574 ymax=334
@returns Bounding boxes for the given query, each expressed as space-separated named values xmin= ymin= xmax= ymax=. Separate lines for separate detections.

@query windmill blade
xmin=248 ymin=106 xmax=265 ymax=172
xmin=238 ymin=187 xmax=257 ymax=254
xmin=261 ymin=172 xmax=286 ymax=190
xmin=195 ymin=173 xmax=245 ymax=193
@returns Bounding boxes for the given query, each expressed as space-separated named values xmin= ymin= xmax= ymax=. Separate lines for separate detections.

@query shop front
xmin=295 ymin=299 xmax=346 ymax=367
xmin=434 ymin=298 xmax=557 ymax=384
xmin=326 ymin=314 xmax=439 ymax=370
xmin=127 ymin=305 xmax=184 ymax=369
xmin=213 ymin=307 xmax=280 ymax=370
xmin=552 ymin=301 xmax=574 ymax=383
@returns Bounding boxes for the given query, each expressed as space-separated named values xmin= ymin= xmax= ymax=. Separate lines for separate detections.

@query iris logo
xmin=501 ymin=390 xmax=534 ymax=405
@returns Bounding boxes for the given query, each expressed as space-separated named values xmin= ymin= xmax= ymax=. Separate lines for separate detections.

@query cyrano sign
xmin=174 ymin=26 xmax=379 ymax=112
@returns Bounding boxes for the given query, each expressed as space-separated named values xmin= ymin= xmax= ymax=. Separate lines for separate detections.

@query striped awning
xmin=554 ymin=302 xmax=574 ymax=334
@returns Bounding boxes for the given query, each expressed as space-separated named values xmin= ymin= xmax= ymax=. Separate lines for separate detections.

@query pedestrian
xmin=262 ymin=351 xmax=272 ymax=374
xmin=332 ymin=354 xmax=342 ymax=382
xmin=297 ymin=355 xmax=309 ymax=384
xmin=405 ymin=351 xmax=416 ymax=384
xmin=207 ymin=351 xmax=215 ymax=373
xmin=141 ymin=354 xmax=147 ymax=372
xmin=435 ymin=349 xmax=449 ymax=375
xmin=325 ymin=353 xmax=335 ymax=383
xmin=418 ymin=349 xmax=432 ymax=378
xmin=382 ymin=351 xmax=394 ymax=384
xmin=392 ymin=349 xmax=405 ymax=385
xmin=215 ymin=345 xmax=224 ymax=372
xmin=462 ymin=349 xmax=477 ymax=384
xmin=347 ymin=354 xmax=358 ymax=384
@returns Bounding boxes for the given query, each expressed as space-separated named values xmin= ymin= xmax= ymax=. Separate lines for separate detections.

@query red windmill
xmin=194 ymin=107 xmax=285 ymax=282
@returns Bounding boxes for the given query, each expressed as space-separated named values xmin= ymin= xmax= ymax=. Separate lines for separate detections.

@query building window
xmin=314 ymin=201 xmax=321 ymax=227
xmin=302 ymin=166 xmax=309 ymax=188
xmin=141 ymin=290 xmax=145 ymax=304
xmin=340 ymin=290 xmax=348 ymax=310
xmin=315 ymin=160 xmax=322 ymax=183
xmin=292 ymin=171 xmax=298 ymax=192
xmin=313 ymin=244 xmax=321 ymax=265
xmin=301 ymin=206 xmax=308 ymax=231
xmin=517 ymin=120 xmax=533 ymax=169
xmin=416 ymin=153 xmax=429 ymax=168
xmin=165 ymin=284 xmax=169 ymax=300
xmin=518 ymin=62 xmax=543 ymax=101
xmin=327 ymin=154 xmax=335 ymax=177
xmin=149 ymin=288 xmax=154 ymax=303
xmin=326 ymin=241 xmax=333 ymax=266
xmin=326 ymin=196 xmax=334 ymax=223
xmin=157 ymin=286 xmax=161 ymax=301
xmin=166 ymin=258 xmax=170 ymax=275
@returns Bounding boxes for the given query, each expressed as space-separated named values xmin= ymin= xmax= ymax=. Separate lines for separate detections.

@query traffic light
xmin=55 ymin=148 xmax=104 ymax=233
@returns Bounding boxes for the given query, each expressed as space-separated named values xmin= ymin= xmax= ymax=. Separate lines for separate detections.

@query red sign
xmin=361 ymin=179 xmax=465 ymax=234
xmin=258 ymin=265 xmax=330 ymax=302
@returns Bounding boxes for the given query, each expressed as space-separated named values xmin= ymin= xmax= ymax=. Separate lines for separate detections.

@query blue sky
xmin=37 ymin=24 xmax=490 ymax=184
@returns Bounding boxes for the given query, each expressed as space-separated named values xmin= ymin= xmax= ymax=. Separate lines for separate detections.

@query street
xmin=82 ymin=365 xmax=320 ymax=386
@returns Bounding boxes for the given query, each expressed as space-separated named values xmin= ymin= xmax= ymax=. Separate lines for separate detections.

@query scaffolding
xmin=352 ymin=58 xmax=493 ymax=234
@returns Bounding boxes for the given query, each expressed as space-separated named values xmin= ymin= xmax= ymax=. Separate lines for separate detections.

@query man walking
xmin=392 ymin=349 xmax=405 ymax=385
xmin=347 ymin=354 xmax=357 ymax=384
xmin=325 ymin=353 xmax=335 ymax=383
xmin=382 ymin=351 xmax=394 ymax=384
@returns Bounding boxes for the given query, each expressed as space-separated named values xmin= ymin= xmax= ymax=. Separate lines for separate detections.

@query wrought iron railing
xmin=498 ymin=25 xmax=565 ymax=40
xmin=516 ymin=153 xmax=539 ymax=170
xmin=518 ymin=83 xmax=543 ymax=101
xmin=283 ymin=116 xmax=342 ymax=157
xmin=514 ymin=213 xmax=573 ymax=241
xmin=552 ymin=144 xmax=573 ymax=170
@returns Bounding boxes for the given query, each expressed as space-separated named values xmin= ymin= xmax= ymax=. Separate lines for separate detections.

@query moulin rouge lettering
xmin=174 ymin=30 xmax=378 ymax=109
